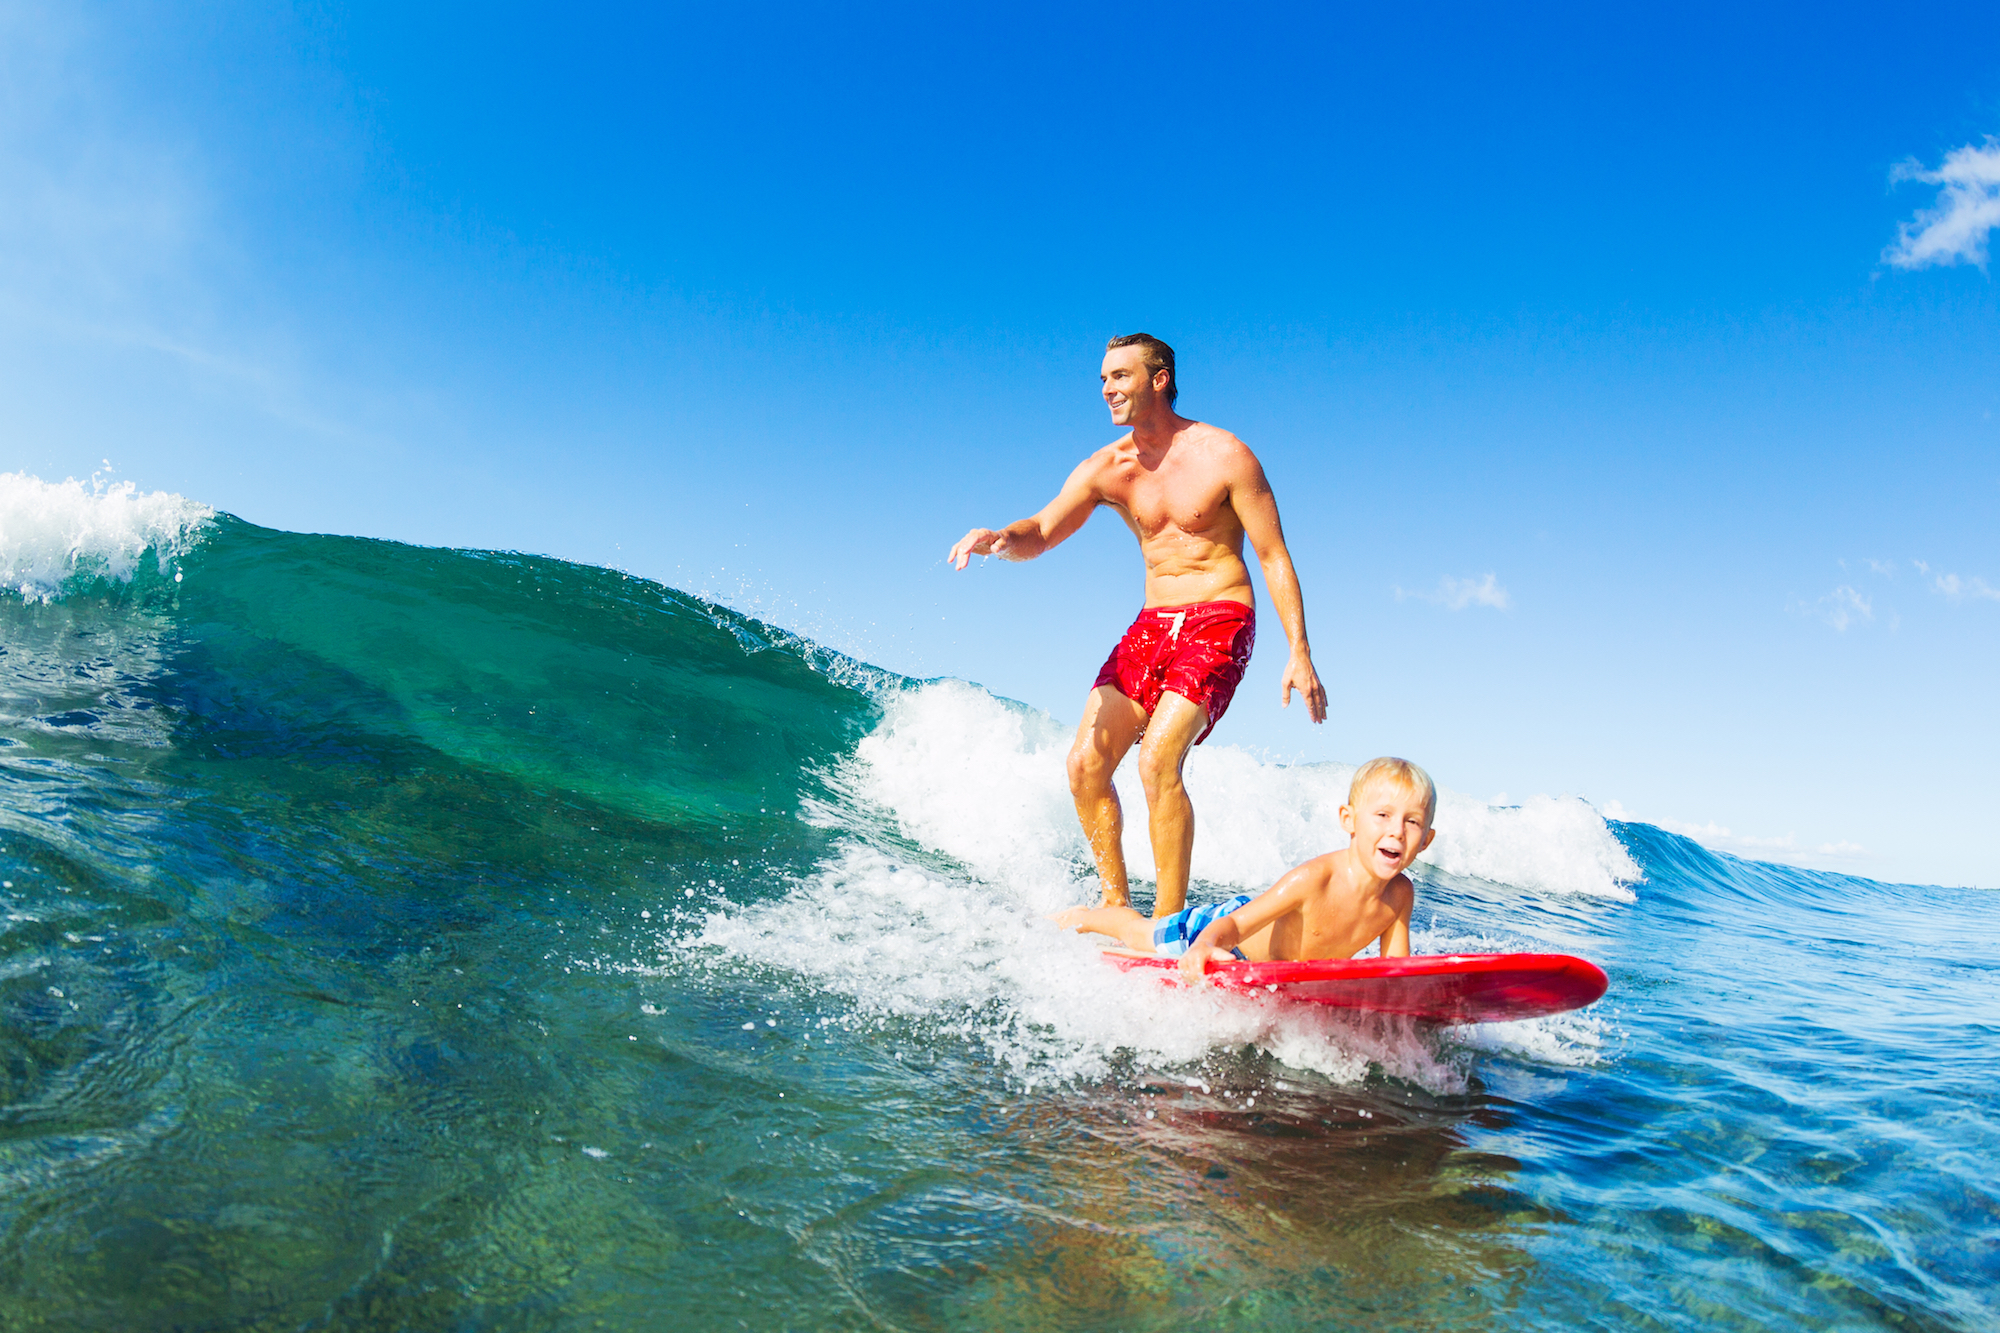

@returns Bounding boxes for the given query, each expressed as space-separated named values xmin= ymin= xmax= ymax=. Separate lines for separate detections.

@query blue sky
xmin=5 ymin=1 xmax=1999 ymax=886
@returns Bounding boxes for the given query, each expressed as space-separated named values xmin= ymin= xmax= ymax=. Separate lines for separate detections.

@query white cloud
xmin=1643 ymin=813 xmax=1870 ymax=865
xmin=1657 ymin=817 xmax=1795 ymax=851
xmin=1885 ymin=138 xmax=2000 ymax=269
xmin=1811 ymin=584 xmax=1872 ymax=631
xmin=1396 ymin=572 xmax=1511 ymax=611
xmin=1934 ymin=572 xmax=2000 ymax=601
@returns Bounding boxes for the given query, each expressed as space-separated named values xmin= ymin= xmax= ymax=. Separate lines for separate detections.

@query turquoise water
xmin=0 ymin=491 xmax=1994 ymax=1330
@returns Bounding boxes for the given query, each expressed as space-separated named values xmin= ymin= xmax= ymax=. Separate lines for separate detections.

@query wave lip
xmin=843 ymin=679 xmax=1641 ymax=902
xmin=0 ymin=471 xmax=213 ymax=603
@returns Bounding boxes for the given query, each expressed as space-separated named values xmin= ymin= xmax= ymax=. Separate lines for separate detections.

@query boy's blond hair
xmin=1349 ymin=757 xmax=1437 ymax=826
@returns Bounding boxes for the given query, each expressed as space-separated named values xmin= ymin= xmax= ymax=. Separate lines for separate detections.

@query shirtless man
xmin=948 ymin=333 xmax=1327 ymax=918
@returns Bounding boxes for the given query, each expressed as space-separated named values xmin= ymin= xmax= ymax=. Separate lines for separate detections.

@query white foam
xmin=1426 ymin=792 xmax=1641 ymax=901
xmin=692 ymin=842 xmax=1469 ymax=1092
xmin=0 ymin=471 xmax=213 ymax=603
xmin=832 ymin=680 xmax=1083 ymax=894
xmin=1451 ymin=1008 xmax=1611 ymax=1068
xmin=688 ymin=679 xmax=1639 ymax=1090
xmin=838 ymin=679 xmax=1639 ymax=900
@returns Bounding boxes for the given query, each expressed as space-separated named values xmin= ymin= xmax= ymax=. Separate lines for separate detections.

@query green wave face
xmin=0 ymin=512 xmax=900 ymax=1330
xmin=166 ymin=516 xmax=881 ymax=832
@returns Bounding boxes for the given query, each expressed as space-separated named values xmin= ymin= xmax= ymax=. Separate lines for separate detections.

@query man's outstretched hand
xmin=1281 ymin=650 xmax=1329 ymax=725
xmin=948 ymin=527 xmax=1012 ymax=570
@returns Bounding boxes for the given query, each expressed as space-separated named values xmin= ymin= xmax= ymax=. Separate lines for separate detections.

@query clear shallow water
xmin=0 ymin=475 xmax=1994 ymax=1330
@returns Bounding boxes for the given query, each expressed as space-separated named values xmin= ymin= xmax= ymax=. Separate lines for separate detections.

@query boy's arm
xmin=1376 ymin=878 xmax=1415 ymax=958
xmin=948 ymin=452 xmax=1105 ymax=568
xmin=1177 ymin=859 xmax=1327 ymax=983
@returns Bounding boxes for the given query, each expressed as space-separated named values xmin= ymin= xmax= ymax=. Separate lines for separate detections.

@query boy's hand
xmin=1178 ymin=944 xmax=1225 ymax=985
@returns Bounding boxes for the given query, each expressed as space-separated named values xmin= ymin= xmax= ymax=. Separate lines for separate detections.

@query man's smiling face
xmin=1341 ymin=779 xmax=1436 ymax=880
xmin=1100 ymin=345 xmax=1159 ymax=426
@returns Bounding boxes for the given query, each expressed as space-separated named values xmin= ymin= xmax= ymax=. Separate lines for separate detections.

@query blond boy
xmin=1054 ymin=757 xmax=1437 ymax=982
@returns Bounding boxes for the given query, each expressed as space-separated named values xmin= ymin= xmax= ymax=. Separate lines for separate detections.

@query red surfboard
xmin=1106 ymin=950 xmax=1609 ymax=1023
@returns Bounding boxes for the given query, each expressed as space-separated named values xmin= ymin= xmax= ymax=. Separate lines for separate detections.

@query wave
xmin=689 ymin=675 xmax=1635 ymax=1092
xmin=0 ymin=470 xmax=212 ymax=603
xmin=1 ymin=472 xmax=1648 ymax=1090
xmin=0 ymin=468 xmax=1837 ymax=1096
xmin=6 ymin=472 xmax=1990 ymax=1331
xmin=838 ymin=678 xmax=1640 ymax=901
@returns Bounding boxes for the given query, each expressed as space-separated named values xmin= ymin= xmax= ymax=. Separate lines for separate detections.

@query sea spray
xmin=693 ymin=677 xmax=1637 ymax=1092
xmin=691 ymin=841 xmax=1475 ymax=1091
xmin=840 ymin=677 xmax=1640 ymax=900
xmin=0 ymin=470 xmax=212 ymax=602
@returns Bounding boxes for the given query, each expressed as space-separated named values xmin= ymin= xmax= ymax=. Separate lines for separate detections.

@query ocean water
xmin=1 ymin=471 xmax=1994 ymax=1331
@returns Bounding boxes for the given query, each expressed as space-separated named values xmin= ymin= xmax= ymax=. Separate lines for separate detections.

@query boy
xmin=1053 ymin=757 xmax=1437 ymax=983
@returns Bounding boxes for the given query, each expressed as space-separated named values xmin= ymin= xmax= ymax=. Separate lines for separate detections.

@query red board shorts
xmin=1092 ymin=600 xmax=1256 ymax=745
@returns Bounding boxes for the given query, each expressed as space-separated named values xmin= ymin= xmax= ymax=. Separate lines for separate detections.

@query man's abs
xmin=1139 ymin=541 xmax=1254 ymax=609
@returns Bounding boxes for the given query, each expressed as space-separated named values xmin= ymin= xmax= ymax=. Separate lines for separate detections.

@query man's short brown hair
xmin=1106 ymin=332 xmax=1177 ymax=405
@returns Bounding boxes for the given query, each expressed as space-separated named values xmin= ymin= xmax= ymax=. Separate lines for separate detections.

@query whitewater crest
xmin=694 ymin=679 xmax=1633 ymax=1090
xmin=0 ymin=471 xmax=213 ymax=603
xmin=834 ymin=679 xmax=1640 ymax=901
xmin=693 ymin=841 xmax=1478 ymax=1091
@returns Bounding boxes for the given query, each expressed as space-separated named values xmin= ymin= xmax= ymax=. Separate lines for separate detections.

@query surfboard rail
xmin=1104 ymin=950 xmax=1609 ymax=1023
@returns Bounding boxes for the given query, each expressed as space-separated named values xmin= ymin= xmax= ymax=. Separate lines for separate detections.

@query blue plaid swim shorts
xmin=1151 ymin=894 xmax=1253 ymax=958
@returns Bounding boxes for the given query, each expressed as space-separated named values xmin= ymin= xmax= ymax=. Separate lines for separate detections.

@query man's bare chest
xmin=1104 ymin=468 xmax=1236 ymax=538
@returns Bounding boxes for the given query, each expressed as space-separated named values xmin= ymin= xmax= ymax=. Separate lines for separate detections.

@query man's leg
xmin=1067 ymin=686 xmax=1149 ymax=907
xmin=1135 ymin=691 xmax=1209 ymax=919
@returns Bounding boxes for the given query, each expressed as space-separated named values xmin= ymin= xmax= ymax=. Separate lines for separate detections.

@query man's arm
xmin=948 ymin=452 xmax=1105 ymax=570
xmin=1228 ymin=454 xmax=1328 ymax=724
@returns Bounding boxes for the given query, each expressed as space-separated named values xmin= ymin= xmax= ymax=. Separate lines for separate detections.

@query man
xmin=948 ymin=333 xmax=1326 ymax=918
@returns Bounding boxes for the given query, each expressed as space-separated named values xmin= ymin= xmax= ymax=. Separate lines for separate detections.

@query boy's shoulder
xmin=1290 ymin=850 xmax=1345 ymax=888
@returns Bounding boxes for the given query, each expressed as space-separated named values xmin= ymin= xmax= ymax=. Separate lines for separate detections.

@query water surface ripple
xmin=0 ymin=509 xmax=1992 ymax=1330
